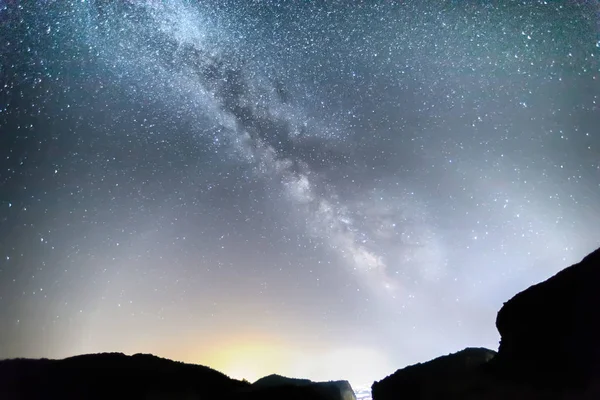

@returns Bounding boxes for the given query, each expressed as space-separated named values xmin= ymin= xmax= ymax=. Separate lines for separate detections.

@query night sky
xmin=1 ymin=0 xmax=599 ymax=390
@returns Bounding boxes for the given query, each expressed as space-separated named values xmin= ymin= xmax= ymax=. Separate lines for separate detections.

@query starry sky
xmin=1 ymin=0 xmax=599 ymax=390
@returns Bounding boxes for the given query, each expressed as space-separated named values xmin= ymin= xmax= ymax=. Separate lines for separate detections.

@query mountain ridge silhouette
xmin=372 ymin=246 xmax=600 ymax=399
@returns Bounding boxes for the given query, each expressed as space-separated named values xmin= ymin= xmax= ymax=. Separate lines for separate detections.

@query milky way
xmin=1 ymin=0 xmax=599 ymax=390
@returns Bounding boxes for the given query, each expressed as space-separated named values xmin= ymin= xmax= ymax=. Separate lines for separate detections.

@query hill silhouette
xmin=0 ymin=352 xmax=249 ymax=399
xmin=372 ymin=246 xmax=600 ymax=399
xmin=0 ymin=353 xmax=357 ymax=400
xmin=372 ymin=348 xmax=496 ymax=399
xmin=253 ymin=373 xmax=313 ymax=387
xmin=4 ymin=247 xmax=599 ymax=399
xmin=252 ymin=374 xmax=356 ymax=400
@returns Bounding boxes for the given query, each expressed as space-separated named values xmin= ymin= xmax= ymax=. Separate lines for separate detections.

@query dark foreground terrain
xmin=0 ymin=352 xmax=356 ymax=400
xmin=373 ymin=247 xmax=600 ymax=399
xmin=2 ymin=247 xmax=599 ymax=399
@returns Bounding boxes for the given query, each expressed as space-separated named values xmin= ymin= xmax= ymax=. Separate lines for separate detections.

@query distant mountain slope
xmin=253 ymin=373 xmax=313 ymax=387
xmin=252 ymin=373 xmax=357 ymax=400
xmin=0 ymin=352 xmax=358 ymax=400
xmin=372 ymin=348 xmax=496 ymax=400
xmin=0 ymin=352 xmax=249 ymax=400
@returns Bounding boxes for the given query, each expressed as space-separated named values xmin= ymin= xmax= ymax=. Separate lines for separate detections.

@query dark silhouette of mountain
xmin=252 ymin=374 xmax=357 ymax=400
xmin=6 ymin=248 xmax=600 ymax=399
xmin=0 ymin=352 xmax=250 ymax=400
xmin=253 ymin=373 xmax=313 ymax=387
xmin=0 ymin=352 xmax=357 ymax=400
xmin=372 ymin=246 xmax=600 ymax=399
xmin=372 ymin=348 xmax=496 ymax=399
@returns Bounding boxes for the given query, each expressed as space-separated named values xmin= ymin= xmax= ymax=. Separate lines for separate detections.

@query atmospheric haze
xmin=1 ymin=0 xmax=599 ymax=391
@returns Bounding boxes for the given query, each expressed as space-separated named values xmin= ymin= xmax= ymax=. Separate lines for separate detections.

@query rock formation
xmin=372 ymin=246 xmax=600 ymax=399
xmin=496 ymin=247 xmax=600 ymax=388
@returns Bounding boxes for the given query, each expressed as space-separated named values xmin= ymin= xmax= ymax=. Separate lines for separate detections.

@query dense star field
xmin=0 ymin=0 xmax=599 ymax=389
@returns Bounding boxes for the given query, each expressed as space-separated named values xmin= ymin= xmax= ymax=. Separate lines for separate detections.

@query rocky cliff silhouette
xmin=372 ymin=246 xmax=600 ymax=399
xmin=496 ymin=247 xmax=600 ymax=388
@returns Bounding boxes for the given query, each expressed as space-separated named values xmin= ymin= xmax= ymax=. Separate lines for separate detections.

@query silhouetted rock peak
xmin=252 ymin=374 xmax=356 ymax=400
xmin=372 ymin=246 xmax=600 ymax=399
xmin=253 ymin=373 xmax=313 ymax=387
xmin=496 ymin=246 xmax=600 ymax=387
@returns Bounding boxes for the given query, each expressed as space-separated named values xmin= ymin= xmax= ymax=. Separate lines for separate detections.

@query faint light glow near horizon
xmin=0 ymin=0 xmax=598 ymax=394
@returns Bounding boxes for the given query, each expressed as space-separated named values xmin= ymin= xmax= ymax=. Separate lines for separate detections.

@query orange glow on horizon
xmin=169 ymin=332 xmax=295 ymax=383
xmin=203 ymin=340 xmax=291 ymax=382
